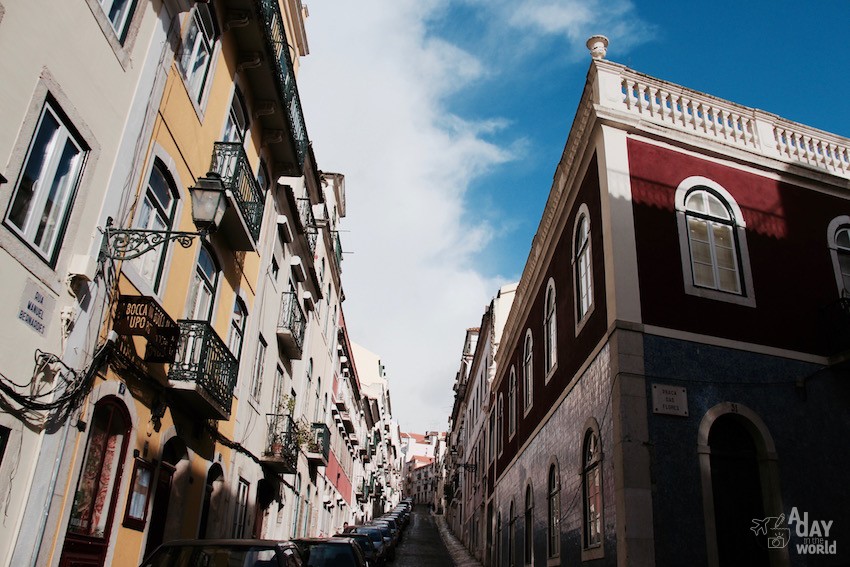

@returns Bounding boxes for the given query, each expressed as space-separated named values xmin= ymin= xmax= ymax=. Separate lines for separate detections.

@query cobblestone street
xmin=391 ymin=505 xmax=483 ymax=567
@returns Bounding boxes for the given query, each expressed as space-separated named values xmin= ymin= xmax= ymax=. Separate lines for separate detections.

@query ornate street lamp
xmin=100 ymin=173 xmax=228 ymax=261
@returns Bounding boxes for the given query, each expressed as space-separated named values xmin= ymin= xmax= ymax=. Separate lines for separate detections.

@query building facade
xmin=0 ymin=2 xmax=397 ymax=566
xmin=455 ymin=39 xmax=850 ymax=567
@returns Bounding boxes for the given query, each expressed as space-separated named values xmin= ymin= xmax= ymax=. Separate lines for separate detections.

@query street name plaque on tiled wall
xmin=651 ymin=384 xmax=689 ymax=417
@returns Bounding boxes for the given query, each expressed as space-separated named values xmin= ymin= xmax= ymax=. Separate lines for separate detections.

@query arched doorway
xmin=59 ymin=397 xmax=131 ymax=567
xmin=198 ymin=463 xmax=224 ymax=538
xmin=709 ymin=414 xmax=768 ymax=565
xmin=144 ymin=438 xmax=188 ymax=556
xmin=698 ymin=403 xmax=786 ymax=567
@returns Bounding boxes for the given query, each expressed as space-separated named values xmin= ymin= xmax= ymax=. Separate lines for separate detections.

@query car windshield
xmin=305 ymin=544 xmax=356 ymax=567
xmin=354 ymin=528 xmax=383 ymax=544
xmin=141 ymin=544 xmax=279 ymax=567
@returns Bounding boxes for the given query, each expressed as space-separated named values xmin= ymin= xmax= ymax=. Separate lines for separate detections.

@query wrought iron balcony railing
xmin=258 ymin=0 xmax=309 ymax=170
xmin=168 ymin=320 xmax=237 ymax=420
xmin=262 ymin=413 xmax=298 ymax=474
xmin=296 ymin=198 xmax=318 ymax=254
xmin=209 ymin=142 xmax=265 ymax=243
xmin=277 ymin=290 xmax=306 ymax=359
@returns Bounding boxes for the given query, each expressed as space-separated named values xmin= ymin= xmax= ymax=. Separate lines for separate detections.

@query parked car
xmin=292 ymin=536 xmax=367 ymax=567
xmin=140 ymin=539 xmax=303 ymax=567
xmin=334 ymin=532 xmax=384 ymax=566
xmin=349 ymin=525 xmax=394 ymax=561
xmin=368 ymin=520 xmax=399 ymax=547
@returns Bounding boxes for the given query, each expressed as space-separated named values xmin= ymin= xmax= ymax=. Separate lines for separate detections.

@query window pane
xmin=127 ymin=464 xmax=152 ymax=521
xmin=34 ymin=138 xmax=81 ymax=250
xmin=693 ymin=263 xmax=715 ymax=288
xmin=8 ymin=113 xmax=59 ymax=231
xmin=717 ymin=267 xmax=740 ymax=293
xmin=7 ymin=105 xmax=86 ymax=260
xmin=837 ymin=228 xmax=850 ymax=249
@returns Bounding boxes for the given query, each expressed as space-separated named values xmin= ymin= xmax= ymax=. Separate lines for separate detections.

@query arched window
xmin=524 ymin=485 xmax=534 ymax=565
xmin=508 ymin=500 xmax=516 ymax=567
xmin=685 ymin=190 xmax=741 ymax=293
xmin=828 ymin=217 xmax=850 ymax=297
xmin=547 ymin=463 xmax=561 ymax=558
xmin=313 ymin=377 xmax=321 ymax=421
xmin=573 ymin=207 xmax=593 ymax=323
xmin=582 ymin=429 xmax=602 ymax=550
xmin=496 ymin=511 xmax=502 ymax=567
xmin=290 ymin=474 xmax=302 ymax=538
xmin=675 ymin=177 xmax=754 ymax=306
xmin=522 ymin=331 xmax=533 ymax=415
xmin=134 ymin=159 xmax=178 ymax=291
xmin=178 ymin=3 xmax=219 ymax=104
xmin=186 ymin=245 xmax=219 ymax=321
xmin=544 ymin=279 xmax=557 ymax=376
xmin=508 ymin=367 xmax=517 ymax=437
xmin=497 ymin=393 xmax=504 ymax=454
xmin=198 ymin=463 xmax=224 ymax=539
xmin=836 ymin=227 xmax=850 ymax=293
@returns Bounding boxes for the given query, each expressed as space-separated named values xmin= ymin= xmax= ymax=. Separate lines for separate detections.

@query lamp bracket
xmin=99 ymin=217 xmax=205 ymax=261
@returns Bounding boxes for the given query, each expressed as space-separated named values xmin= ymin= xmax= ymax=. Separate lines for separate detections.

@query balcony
xmin=296 ymin=198 xmax=318 ymax=254
xmin=168 ymin=320 xmax=237 ymax=420
xmin=333 ymin=230 xmax=343 ymax=269
xmin=208 ymin=142 xmax=265 ymax=249
xmin=305 ymin=422 xmax=330 ymax=467
xmin=221 ymin=0 xmax=310 ymax=176
xmin=261 ymin=413 xmax=298 ymax=474
xmin=356 ymin=479 xmax=369 ymax=502
xmin=277 ymin=290 xmax=306 ymax=359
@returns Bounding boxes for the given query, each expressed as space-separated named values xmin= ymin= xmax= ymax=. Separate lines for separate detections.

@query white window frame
xmin=250 ymin=335 xmax=267 ymax=400
xmin=186 ymin=245 xmax=219 ymax=321
xmin=98 ymin=0 xmax=135 ymax=40
xmin=675 ymin=177 xmax=755 ymax=307
xmin=178 ymin=5 xmax=217 ymax=106
xmin=132 ymin=159 xmax=178 ymax=292
xmin=547 ymin=462 xmax=561 ymax=559
xmin=4 ymin=100 xmax=86 ymax=265
xmin=497 ymin=393 xmax=504 ymax=457
xmin=227 ymin=297 xmax=248 ymax=358
xmin=827 ymin=216 xmax=850 ymax=297
xmin=232 ymin=477 xmax=250 ymax=538
xmin=572 ymin=204 xmax=595 ymax=333
xmin=522 ymin=331 xmax=533 ymax=416
xmin=508 ymin=367 xmax=516 ymax=438
xmin=543 ymin=278 xmax=557 ymax=381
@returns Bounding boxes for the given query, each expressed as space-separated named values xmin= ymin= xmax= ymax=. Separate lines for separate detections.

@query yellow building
xmin=41 ymin=1 xmax=318 ymax=565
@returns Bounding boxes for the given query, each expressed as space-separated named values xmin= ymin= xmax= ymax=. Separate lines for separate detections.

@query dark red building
xmin=486 ymin=40 xmax=850 ymax=567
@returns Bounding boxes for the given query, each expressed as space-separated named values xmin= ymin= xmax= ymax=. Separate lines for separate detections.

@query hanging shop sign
xmin=114 ymin=296 xmax=179 ymax=362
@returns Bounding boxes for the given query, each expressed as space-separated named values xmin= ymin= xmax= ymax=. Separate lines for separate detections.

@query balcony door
xmin=186 ymin=245 xmax=219 ymax=322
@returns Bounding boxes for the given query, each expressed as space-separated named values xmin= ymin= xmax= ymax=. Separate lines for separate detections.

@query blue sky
xmin=297 ymin=0 xmax=850 ymax=432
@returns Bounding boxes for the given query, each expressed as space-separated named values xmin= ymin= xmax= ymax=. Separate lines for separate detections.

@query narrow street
xmin=391 ymin=505 xmax=455 ymax=566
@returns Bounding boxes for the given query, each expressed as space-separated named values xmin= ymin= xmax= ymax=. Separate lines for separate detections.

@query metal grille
xmin=210 ymin=142 xmax=264 ymax=241
xmin=169 ymin=320 xmax=237 ymax=413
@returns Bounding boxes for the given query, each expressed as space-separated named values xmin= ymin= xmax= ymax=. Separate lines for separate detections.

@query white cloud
xmin=296 ymin=0 xmax=653 ymax=433
xmin=297 ymin=1 xmax=510 ymax=432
